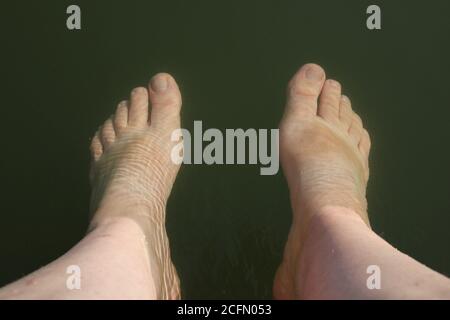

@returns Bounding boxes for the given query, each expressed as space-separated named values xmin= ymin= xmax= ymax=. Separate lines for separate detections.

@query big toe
xmin=283 ymin=63 xmax=326 ymax=121
xmin=148 ymin=73 xmax=182 ymax=130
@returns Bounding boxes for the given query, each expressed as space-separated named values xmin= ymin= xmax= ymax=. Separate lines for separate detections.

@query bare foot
xmin=274 ymin=64 xmax=372 ymax=299
xmin=89 ymin=73 xmax=182 ymax=299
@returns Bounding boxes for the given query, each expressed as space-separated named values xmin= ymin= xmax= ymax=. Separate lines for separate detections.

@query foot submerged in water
xmin=89 ymin=73 xmax=183 ymax=299
xmin=274 ymin=63 xmax=372 ymax=299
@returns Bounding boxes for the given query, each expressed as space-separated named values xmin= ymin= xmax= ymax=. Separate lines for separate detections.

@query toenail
xmin=305 ymin=65 xmax=324 ymax=81
xmin=132 ymin=87 xmax=145 ymax=95
xmin=151 ymin=75 xmax=168 ymax=92
xmin=328 ymin=80 xmax=340 ymax=88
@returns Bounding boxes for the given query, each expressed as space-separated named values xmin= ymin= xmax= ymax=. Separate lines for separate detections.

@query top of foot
xmin=89 ymin=73 xmax=182 ymax=218
xmin=280 ymin=63 xmax=371 ymax=223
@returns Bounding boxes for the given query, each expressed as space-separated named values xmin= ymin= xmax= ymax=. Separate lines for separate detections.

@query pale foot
xmin=274 ymin=64 xmax=372 ymax=299
xmin=89 ymin=73 xmax=182 ymax=299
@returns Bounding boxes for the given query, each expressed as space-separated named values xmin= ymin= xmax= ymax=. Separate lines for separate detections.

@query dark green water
xmin=1 ymin=1 xmax=449 ymax=299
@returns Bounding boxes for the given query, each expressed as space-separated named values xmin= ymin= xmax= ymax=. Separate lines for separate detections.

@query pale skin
xmin=0 ymin=65 xmax=449 ymax=299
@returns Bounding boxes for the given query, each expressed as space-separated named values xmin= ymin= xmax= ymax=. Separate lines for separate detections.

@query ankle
xmin=314 ymin=205 xmax=369 ymax=226
xmin=294 ymin=205 xmax=370 ymax=249
xmin=294 ymin=206 xmax=370 ymax=297
xmin=89 ymin=204 xmax=165 ymax=236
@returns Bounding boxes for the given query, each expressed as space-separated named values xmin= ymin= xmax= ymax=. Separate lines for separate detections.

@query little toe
xmin=358 ymin=129 xmax=371 ymax=159
xmin=90 ymin=132 xmax=103 ymax=162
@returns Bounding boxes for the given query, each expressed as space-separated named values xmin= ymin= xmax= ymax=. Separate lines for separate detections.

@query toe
xmin=318 ymin=79 xmax=342 ymax=125
xmin=90 ymin=132 xmax=103 ymax=162
xmin=339 ymin=95 xmax=353 ymax=130
xmin=348 ymin=113 xmax=363 ymax=145
xmin=148 ymin=73 xmax=182 ymax=129
xmin=359 ymin=129 xmax=371 ymax=180
xmin=128 ymin=87 xmax=149 ymax=127
xmin=114 ymin=100 xmax=128 ymax=133
xmin=358 ymin=129 xmax=371 ymax=159
xmin=100 ymin=118 xmax=116 ymax=150
xmin=284 ymin=63 xmax=326 ymax=119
